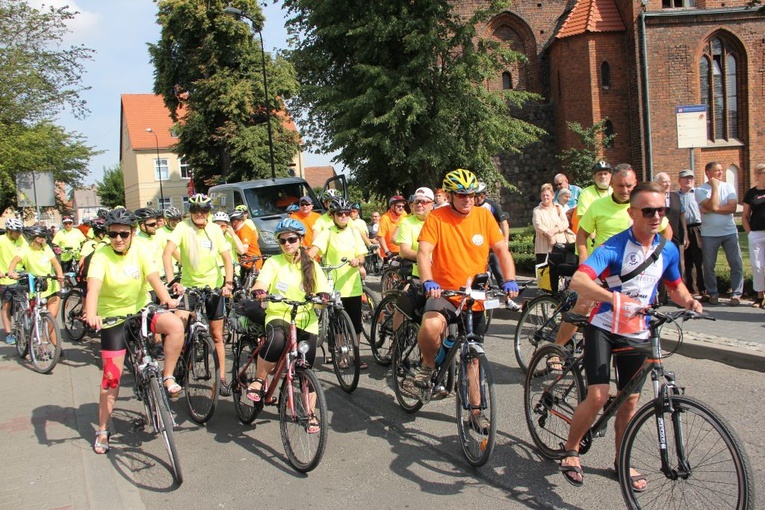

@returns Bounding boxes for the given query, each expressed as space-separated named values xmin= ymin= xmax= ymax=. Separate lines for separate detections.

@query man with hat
xmin=377 ymin=195 xmax=408 ymax=261
xmin=52 ymin=216 xmax=86 ymax=273
xmin=571 ymin=160 xmax=614 ymax=240
xmin=289 ymin=195 xmax=321 ymax=248
xmin=678 ymin=169 xmax=705 ymax=298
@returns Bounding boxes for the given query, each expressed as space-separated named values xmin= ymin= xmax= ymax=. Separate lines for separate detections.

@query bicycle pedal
xmin=130 ymin=418 xmax=146 ymax=432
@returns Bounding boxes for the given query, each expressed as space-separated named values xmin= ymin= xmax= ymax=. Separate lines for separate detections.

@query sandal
xmin=306 ymin=415 xmax=320 ymax=434
xmin=614 ymin=462 xmax=647 ymax=493
xmin=218 ymin=379 xmax=231 ymax=397
xmin=246 ymin=378 xmax=265 ymax=403
xmin=751 ymin=298 xmax=764 ymax=309
xmin=93 ymin=430 xmax=110 ymax=455
xmin=163 ymin=376 xmax=183 ymax=398
xmin=559 ymin=450 xmax=584 ymax=487
xmin=547 ymin=355 xmax=563 ymax=371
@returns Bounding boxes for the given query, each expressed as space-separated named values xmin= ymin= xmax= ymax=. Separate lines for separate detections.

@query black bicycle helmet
xmin=592 ymin=160 xmax=612 ymax=173
xmin=96 ymin=208 xmax=109 ymax=220
xmin=228 ymin=209 xmax=245 ymax=221
xmin=134 ymin=208 xmax=157 ymax=223
xmin=91 ymin=218 xmax=107 ymax=235
xmin=104 ymin=208 xmax=137 ymax=227
xmin=328 ymin=197 xmax=352 ymax=213
xmin=23 ymin=225 xmax=48 ymax=241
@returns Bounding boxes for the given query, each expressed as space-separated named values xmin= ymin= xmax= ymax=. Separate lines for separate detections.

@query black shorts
xmin=583 ymin=324 xmax=648 ymax=393
xmin=1 ymin=285 xmax=18 ymax=303
xmin=261 ymin=319 xmax=318 ymax=367
xmin=396 ymin=282 xmax=426 ymax=321
xmin=341 ymin=295 xmax=362 ymax=334
xmin=423 ymin=297 xmax=486 ymax=337
xmin=185 ymin=291 xmax=227 ymax=321
xmin=100 ymin=313 xmax=161 ymax=353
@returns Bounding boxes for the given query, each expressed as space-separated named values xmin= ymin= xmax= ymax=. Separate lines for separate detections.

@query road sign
xmin=676 ymin=105 xmax=708 ymax=149
xmin=16 ymin=172 xmax=56 ymax=208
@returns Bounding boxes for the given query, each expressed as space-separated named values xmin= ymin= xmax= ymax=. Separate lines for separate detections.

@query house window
xmin=158 ymin=197 xmax=171 ymax=211
xmin=179 ymin=157 xmax=191 ymax=179
xmin=154 ymin=158 xmax=169 ymax=181
xmin=699 ymin=36 xmax=739 ymax=141
xmin=502 ymin=71 xmax=513 ymax=90
xmin=604 ymin=120 xmax=615 ymax=149
xmin=601 ymin=61 xmax=611 ymax=90
xmin=182 ymin=196 xmax=189 ymax=212
xmin=662 ymin=0 xmax=695 ymax=7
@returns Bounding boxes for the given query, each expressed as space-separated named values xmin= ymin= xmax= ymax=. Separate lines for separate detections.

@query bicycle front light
xmin=298 ymin=341 xmax=310 ymax=354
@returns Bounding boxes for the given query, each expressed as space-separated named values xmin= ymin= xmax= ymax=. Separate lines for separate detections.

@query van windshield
xmin=241 ymin=183 xmax=318 ymax=217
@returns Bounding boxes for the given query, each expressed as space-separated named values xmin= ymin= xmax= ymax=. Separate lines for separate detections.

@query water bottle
xmin=435 ymin=335 xmax=456 ymax=366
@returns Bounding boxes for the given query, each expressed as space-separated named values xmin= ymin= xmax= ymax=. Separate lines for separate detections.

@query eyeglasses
xmin=144 ymin=222 xmax=158 ymax=228
xmin=300 ymin=202 xmax=312 ymax=206
xmin=189 ymin=206 xmax=211 ymax=214
xmin=278 ymin=236 xmax=300 ymax=245
xmin=334 ymin=211 xmax=351 ymax=217
xmin=639 ymin=206 xmax=667 ymax=218
xmin=393 ymin=204 xmax=405 ymax=208
xmin=108 ymin=231 xmax=131 ymax=239
xmin=413 ymin=199 xmax=432 ymax=205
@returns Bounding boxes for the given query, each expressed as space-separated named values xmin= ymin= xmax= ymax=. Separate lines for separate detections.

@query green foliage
xmin=149 ymin=0 xmax=301 ymax=192
xmin=556 ymin=119 xmax=615 ymax=187
xmin=509 ymin=226 xmax=536 ymax=274
xmin=283 ymin=0 xmax=545 ymax=197
xmin=96 ymin=164 xmax=126 ymax=209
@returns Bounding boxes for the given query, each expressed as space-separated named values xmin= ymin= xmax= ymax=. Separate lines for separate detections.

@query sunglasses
xmin=413 ymin=199 xmax=432 ymax=205
xmin=639 ymin=206 xmax=667 ymax=218
xmin=278 ymin=236 xmax=300 ymax=245
xmin=189 ymin=206 xmax=211 ymax=214
xmin=393 ymin=204 xmax=405 ymax=208
xmin=108 ymin=231 xmax=131 ymax=239
xmin=300 ymin=202 xmax=312 ymax=206
xmin=144 ymin=222 xmax=158 ymax=228
xmin=334 ymin=211 xmax=351 ymax=217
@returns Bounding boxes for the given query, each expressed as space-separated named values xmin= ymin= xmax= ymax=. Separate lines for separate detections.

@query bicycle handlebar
xmin=258 ymin=294 xmax=327 ymax=308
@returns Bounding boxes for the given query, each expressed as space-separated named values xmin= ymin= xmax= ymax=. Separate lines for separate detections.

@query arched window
xmin=601 ymin=61 xmax=611 ymax=90
xmin=604 ymin=120 xmax=615 ymax=148
xmin=699 ymin=36 xmax=740 ymax=141
xmin=502 ymin=72 xmax=512 ymax=90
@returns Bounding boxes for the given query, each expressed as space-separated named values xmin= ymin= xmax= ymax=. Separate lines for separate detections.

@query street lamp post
xmin=223 ymin=5 xmax=277 ymax=179
xmin=145 ymin=128 xmax=165 ymax=211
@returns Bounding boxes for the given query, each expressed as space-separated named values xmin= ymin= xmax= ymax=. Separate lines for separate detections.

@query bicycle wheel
xmin=456 ymin=348 xmax=496 ymax=467
xmin=619 ymin=395 xmax=753 ymax=510
xmin=279 ymin=366 xmax=328 ymax=472
xmin=524 ymin=344 xmax=584 ymax=460
xmin=13 ymin=302 xmax=29 ymax=358
xmin=62 ymin=290 xmax=87 ymax=341
xmin=514 ymin=294 xmax=562 ymax=373
xmin=317 ymin=307 xmax=328 ymax=350
xmin=360 ymin=286 xmax=376 ymax=342
xmin=370 ymin=295 xmax=396 ymax=365
xmin=29 ymin=314 xmax=62 ymax=374
xmin=380 ymin=268 xmax=399 ymax=295
xmin=330 ymin=309 xmax=360 ymax=393
xmin=184 ymin=331 xmax=219 ymax=423
xmin=232 ymin=337 xmax=261 ymax=424
xmin=149 ymin=374 xmax=183 ymax=485
xmin=392 ymin=319 xmax=424 ymax=413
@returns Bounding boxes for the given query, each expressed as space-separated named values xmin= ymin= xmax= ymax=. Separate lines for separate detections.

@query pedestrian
xmin=678 ymin=169 xmax=705 ymax=299
xmin=532 ymin=183 xmax=569 ymax=264
xmin=695 ymin=161 xmax=744 ymax=305
xmin=433 ymin=188 xmax=449 ymax=208
xmin=553 ymin=173 xmax=582 ymax=209
xmin=742 ymin=163 xmax=765 ymax=308
xmin=654 ymin=172 xmax=687 ymax=305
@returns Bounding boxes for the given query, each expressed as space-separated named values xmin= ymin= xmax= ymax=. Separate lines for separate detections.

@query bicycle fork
xmin=458 ymin=342 xmax=487 ymax=411
xmin=651 ymin=371 xmax=690 ymax=480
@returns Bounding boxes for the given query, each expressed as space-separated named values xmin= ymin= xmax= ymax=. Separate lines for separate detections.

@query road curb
xmin=661 ymin=332 xmax=765 ymax=373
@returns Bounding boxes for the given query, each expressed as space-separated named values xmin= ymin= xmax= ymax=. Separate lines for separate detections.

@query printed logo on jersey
xmin=472 ymin=234 xmax=484 ymax=246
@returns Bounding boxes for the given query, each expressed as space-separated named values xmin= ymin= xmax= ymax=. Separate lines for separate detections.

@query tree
xmin=282 ymin=0 xmax=545 ymax=197
xmin=149 ymin=0 xmax=301 ymax=192
xmin=96 ymin=164 xmax=125 ymax=209
xmin=556 ymin=119 xmax=616 ymax=187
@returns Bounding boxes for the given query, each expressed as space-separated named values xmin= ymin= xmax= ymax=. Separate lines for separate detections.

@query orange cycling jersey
xmin=290 ymin=210 xmax=321 ymax=248
xmin=234 ymin=223 xmax=262 ymax=270
xmin=377 ymin=210 xmax=407 ymax=256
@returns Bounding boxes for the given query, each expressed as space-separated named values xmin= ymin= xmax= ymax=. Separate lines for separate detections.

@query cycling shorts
xmin=583 ymin=324 xmax=647 ymax=393
xmin=423 ymin=297 xmax=486 ymax=337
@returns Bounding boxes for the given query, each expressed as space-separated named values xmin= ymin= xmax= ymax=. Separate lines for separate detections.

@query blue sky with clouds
xmin=32 ymin=0 xmax=332 ymax=185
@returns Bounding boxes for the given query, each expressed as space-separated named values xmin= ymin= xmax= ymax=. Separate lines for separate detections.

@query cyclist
xmin=412 ymin=169 xmax=519 ymax=428
xmin=79 ymin=219 xmax=108 ymax=260
xmin=229 ymin=209 xmax=263 ymax=281
xmin=245 ymin=218 xmax=330 ymax=433
xmin=1 ymin=218 xmax=27 ymax=345
xmin=289 ymin=195 xmax=321 ymax=248
xmin=8 ymin=226 xmax=65 ymax=352
xmin=52 ymin=216 xmax=86 ymax=273
xmin=312 ymin=189 xmax=341 ymax=238
xmin=84 ymin=208 xmax=184 ymax=455
xmin=162 ymin=193 xmax=235 ymax=396
xmin=376 ymin=195 xmax=408 ymax=262
xmin=558 ymin=181 xmax=702 ymax=489
xmin=134 ymin=208 xmax=165 ymax=277
xmin=162 ymin=207 xmax=182 ymax=234
xmin=234 ymin=204 xmax=257 ymax=232
xmin=309 ymin=197 xmax=369 ymax=369
xmin=476 ymin=181 xmax=511 ymax=300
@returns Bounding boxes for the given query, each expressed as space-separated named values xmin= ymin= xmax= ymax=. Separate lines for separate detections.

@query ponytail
xmin=298 ymin=246 xmax=316 ymax=294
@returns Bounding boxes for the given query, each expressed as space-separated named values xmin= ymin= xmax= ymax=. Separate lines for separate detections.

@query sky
xmin=30 ymin=0 xmax=333 ymax=186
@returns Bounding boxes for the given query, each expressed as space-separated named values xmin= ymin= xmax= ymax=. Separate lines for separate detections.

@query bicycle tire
xmin=360 ymin=286 xmax=376 ymax=342
xmin=370 ymin=295 xmax=396 ymax=365
xmin=62 ymin=290 xmax=87 ymax=341
xmin=232 ymin=337 xmax=262 ymax=424
xmin=514 ymin=294 xmax=562 ymax=373
xmin=524 ymin=344 xmax=585 ymax=460
xmin=149 ymin=374 xmax=183 ymax=485
xmin=391 ymin=319 xmax=424 ymax=413
xmin=184 ymin=331 xmax=219 ymax=424
xmin=380 ymin=268 xmax=399 ymax=295
xmin=317 ymin=307 xmax=328 ymax=350
xmin=456 ymin=349 xmax=496 ymax=467
xmin=29 ymin=313 xmax=62 ymax=374
xmin=619 ymin=395 xmax=754 ymax=510
xmin=13 ymin=301 xmax=29 ymax=358
xmin=279 ymin=366 xmax=328 ymax=472
xmin=330 ymin=309 xmax=360 ymax=393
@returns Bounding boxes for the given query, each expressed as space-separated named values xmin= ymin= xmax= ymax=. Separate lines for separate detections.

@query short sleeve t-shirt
xmin=743 ymin=187 xmax=765 ymax=232
xmin=312 ymin=225 xmax=367 ymax=297
xmin=18 ymin=245 xmax=59 ymax=298
xmin=168 ymin=219 xmax=231 ymax=288
xmin=234 ymin=223 xmax=262 ymax=269
xmin=377 ymin=210 xmax=407 ymax=254
xmin=576 ymin=185 xmax=613 ymax=218
xmin=578 ymin=196 xmax=632 ymax=254
xmin=291 ymin=210 xmax=321 ymax=248
xmin=395 ymin=215 xmax=426 ymax=277
xmin=579 ymin=229 xmax=681 ymax=340
xmin=312 ymin=213 xmax=334 ymax=239
xmin=134 ymin=231 xmax=164 ymax=277
xmin=255 ymin=254 xmax=329 ymax=333
xmin=695 ymin=181 xmax=738 ymax=237
xmin=88 ymin=244 xmax=155 ymax=324
xmin=52 ymin=228 xmax=86 ymax=261
xmin=418 ymin=206 xmax=502 ymax=292
xmin=0 ymin=234 xmax=27 ymax=285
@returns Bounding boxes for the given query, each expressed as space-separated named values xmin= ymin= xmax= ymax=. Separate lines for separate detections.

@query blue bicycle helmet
xmin=274 ymin=218 xmax=306 ymax=237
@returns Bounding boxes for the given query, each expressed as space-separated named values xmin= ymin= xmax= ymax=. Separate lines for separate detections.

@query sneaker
xmin=506 ymin=299 xmax=522 ymax=311
xmin=5 ymin=334 xmax=16 ymax=345
xmin=708 ymin=295 xmax=719 ymax=305
xmin=699 ymin=294 xmax=710 ymax=303
xmin=412 ymin=365 xmax=435 ymax=389
xmin=467 ymin=412 xmax=490 ymax=434
xmin=730 ymin=296 xmax=741 ymax=306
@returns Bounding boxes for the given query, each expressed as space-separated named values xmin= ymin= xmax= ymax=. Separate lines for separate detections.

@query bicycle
xmin=317 ymin=259 xmax=360 ymax=393
xmin=363 ymin=244 xmax=382 ymax=275
xmin=229 ymin=294 xmax=329 ymax=472
xmin=105 ymin=305 xmax=183 ymax=484
xmin=524 ymin=307 xmax=754 ymax=509
xmin=369 ymin=259 xmax=416 ymax=365
xmin=359 ymin=284 xmax=376 ymax=345
xmin=379 ymin=255 xmax=406 ymax=295
xmin=11 ymin=273 xmax=62 ymax=373
xmin=61 ymin=285 xmax=92 ymax=341
xmin=392 ymin=274 xmax=503 ymax=466
xmin=172 ymin=286 xmax=220 ymax=424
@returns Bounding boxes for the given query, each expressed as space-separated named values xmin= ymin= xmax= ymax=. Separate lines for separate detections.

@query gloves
xmin=502 ymin=280 xmax=519 ymax=294
xmin=423 ymin=280 xmax=440 ymax=293
xmin=317 ymin=292 xmax=332 ymax=303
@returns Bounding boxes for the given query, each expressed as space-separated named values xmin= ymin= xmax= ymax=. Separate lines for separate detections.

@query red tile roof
xmin=304 ymin=166 xmax=336 ymax=189
xmin=556 ymin=0 xmax=625 ymax=39
xmin=121 ymin=94 xmax=178 ymax=150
